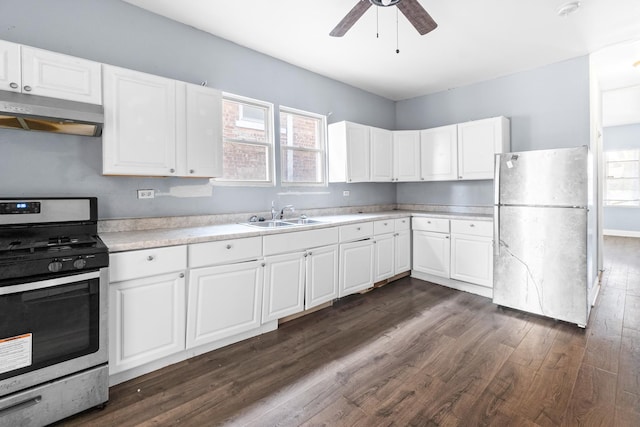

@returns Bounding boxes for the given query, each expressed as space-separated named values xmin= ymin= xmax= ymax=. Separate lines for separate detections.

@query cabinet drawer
xmin=339 ymin=221 xmax=373 ymax=242
xmin=109 ymin=245 xmax=187 ymax=282
xmin=374 ymin=219 xmax=394 ymax=235
xmin=189 ymin=236 xmax=262 ymax=268
xmin=395 ymin=217 xmax=410 ymax=231
xmin=412 ymin=217 xmax=449 ymax=233
xmin=451 ymin=219 xmax=492 ymax=237
xmin=263 ymin=227 xmax=339 ymax=256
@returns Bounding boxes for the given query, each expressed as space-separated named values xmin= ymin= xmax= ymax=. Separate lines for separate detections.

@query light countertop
xmin=100 ymin=210 xmax=492 ymax=252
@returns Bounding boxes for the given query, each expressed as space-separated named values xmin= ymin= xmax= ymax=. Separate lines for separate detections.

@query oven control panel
xmin=0 ymin=201 xmax=41 ymax=215
xmin=48 ymin=255 xmax=99 ymax=273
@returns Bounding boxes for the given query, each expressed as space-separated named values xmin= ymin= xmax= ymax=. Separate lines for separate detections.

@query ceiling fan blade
xmin=329 ymin=1 xmax=372 ymax=37
xmin=396 ymin=0 xmax=438 ymax=35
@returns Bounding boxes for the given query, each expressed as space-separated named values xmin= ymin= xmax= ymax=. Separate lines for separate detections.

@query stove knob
xmin=48 ymin=261 xmax=63 ymax=273
xmin=73 ymin=258 xmax=87 ymax=269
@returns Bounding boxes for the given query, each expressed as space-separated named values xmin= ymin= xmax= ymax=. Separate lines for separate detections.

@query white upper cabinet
xmin=420 ymin=124 xmax=458 ymax=181
xmin=457 ymin=116 xmax=510 ymax=180
xmin=0 ymin=40 xmax=101 ymax=104
xmin=102 ymin=65 xmax=177 ymax=176
xmin=0 ymin=40 xmax=21 ymax=93
xmin=102 ymin=65 xmax=222 ymax=177
xmin=370 ymin=127 xmax=393 ymax=182
xmin=328 ymin=121 xmax=370 ymax=182
xmin=177 ymin=82 xmax=223 ymax=178
xmin=393 ymin=130 xmax=421 ymax=182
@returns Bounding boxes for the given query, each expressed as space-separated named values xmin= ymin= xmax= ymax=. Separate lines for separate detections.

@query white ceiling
xmin=122 ymin=0 xmax=640 ymax=101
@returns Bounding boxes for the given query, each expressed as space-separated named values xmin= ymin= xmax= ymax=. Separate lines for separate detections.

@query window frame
xmin=214 ymin=92 xmax=275 ymax=187
xmin=604 ymin=148 xmax=640 ymax=207
xmin=279 ymin=105 xmax=328 ymax=187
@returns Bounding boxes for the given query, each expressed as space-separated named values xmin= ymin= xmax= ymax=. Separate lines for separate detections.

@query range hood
xmin=0 ymin=90 xmax=103 ymax=137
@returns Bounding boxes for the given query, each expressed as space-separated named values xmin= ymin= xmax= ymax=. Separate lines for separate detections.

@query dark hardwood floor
xmin=59 ymin=236 xmax=640 ymax=426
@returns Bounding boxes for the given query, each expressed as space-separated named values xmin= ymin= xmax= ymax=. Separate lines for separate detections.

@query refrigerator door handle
xmin=494 ymin=205 xmax=500 ymax=256
xmin=494 ymin=153 xmax=501 ymax=205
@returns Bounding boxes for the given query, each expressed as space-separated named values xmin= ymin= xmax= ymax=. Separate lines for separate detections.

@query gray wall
xmin=602 ymin=123 xmax=640 ymax=232
xmin=395 ymin=56 xmax=591 ymax=206
xmin=0 ymin=0 xmax=396 ymax=219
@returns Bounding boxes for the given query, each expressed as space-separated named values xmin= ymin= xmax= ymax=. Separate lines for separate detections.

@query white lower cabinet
xmin=305 ymin=245 xmax=339 ymax=310
xmin=109 ymin=271 xmax=186 ymax=375
xmin=374 ymin=233 xmax=395 ymax=282
xmin=262 ymin=252 xmax=305 ymax=323
xmin=412 ymin=230 xmax=450 ymax=278
xmin=394 ymin=229 xmax=411 ymax=274
xmin=186 ymin=260 xmax=264 ymax=349
xmin=339 ymin=239 xmax=374 ymax=297
xmin=450 ymin=219 xmax=494 ymax=287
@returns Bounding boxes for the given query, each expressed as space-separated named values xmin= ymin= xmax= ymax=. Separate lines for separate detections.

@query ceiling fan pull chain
xmin=396 ymin=7 xmax=400 ymax=53
xmin=376 ymin=6 xmax=379 ymax=38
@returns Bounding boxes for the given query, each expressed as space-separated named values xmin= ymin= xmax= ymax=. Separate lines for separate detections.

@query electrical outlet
xmin=343 ymin=190 xmax=350 ymax=197
xmin=137 ymin=189 xmax=155 ymax=199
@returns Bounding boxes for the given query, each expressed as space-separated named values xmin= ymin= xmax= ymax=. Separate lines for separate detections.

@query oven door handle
xmin=0 ymin=271 xmax=101 ymax=296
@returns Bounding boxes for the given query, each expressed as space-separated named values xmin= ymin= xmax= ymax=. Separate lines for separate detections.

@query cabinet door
xmin=370 ymin=127 xmax=393 ymax=182
xmin=21 ymin=46 xmax=101 ymax=104
xmin=109 ymin=272 xmax=186 ymax=375
xmin=186 ymin=261 xmax=263 ymax=349
xmin=305 ymin=245 xmax=339 ymax=309
xmin=178 ymin=83 xmax=223 ymax=178
xmin=457 ymin=117 xmax=506 ymax=180
xmin=420 ymin=125 xmax=458 ymax=181
xmin=263 ymin=252 xmax=305 ymax=323
xmin=412 ymin=231 xmax=450 ymax=278
xmin=346 ymin=122 xmax=370 ymax=182
xmin=374 ymin=233 xmax=395 ymax=282
xmin=394 ymin=229 xmax=411 ymax=274
xmin=451 ymin=234 xmax=493 ymax=287
xmin=0 ymin=40 xmax=20 ymax=92
xmin=102 ymin=65 xmax=177 ymax=176
xmin=339 ymin=239 xmax=374 ymax=297
xmin=393 ymin=131 xmax=421 ymax=181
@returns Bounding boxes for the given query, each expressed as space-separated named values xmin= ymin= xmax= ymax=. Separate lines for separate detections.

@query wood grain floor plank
xmin=562 ymin=365 xmax=617 ymax=426
xmin=618 ymin=327 xmax=640 ymax=396
xmin=623 ymin=295 xmax=640 ymax=331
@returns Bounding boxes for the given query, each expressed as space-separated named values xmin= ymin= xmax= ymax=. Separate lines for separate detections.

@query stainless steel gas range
xmin=0 ymin=197 xmax=109 ymax=426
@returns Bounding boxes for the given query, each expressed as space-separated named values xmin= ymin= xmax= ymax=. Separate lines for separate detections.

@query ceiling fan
xmin=330 ymin=0 xmax=438 ymax=37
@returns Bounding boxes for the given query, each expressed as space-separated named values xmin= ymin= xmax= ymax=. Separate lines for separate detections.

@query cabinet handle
xmin=170 ymin=168 xmax=175 ymax=173
xmin=308 ymin=252 xmax=312 ymax=256
xmin=427 ymin=221 xmax=431 ymax=224
xmin=384 ymin=222 xmax=388 ymax=226
xmin=190 ymin=169 xmax=195 ymax=174
xmin=446 ymin=236 xmax=449 ymax=239
xmin=261 ymin=262 xmax=265 ymax=267
xmin=458 ymin=176 xmax=463 ymax=179
xmin=304 ymin=252 xmax=308 ymax=257
xmin=23 ymin=85 xmax=32 ymax=92
xmin=421 ymin=177 xmax=425 ymax=180
xmin=470 ymin=224 xmax=475 ymax=227
xmin=179 ymin=273 xmax=184 ymax=278
xmin=147 ymin=255 xmax=154 ymax=261
xmin=356 ymin=227 xmax=361 ymax=231
xmin=226 ymin=244 xmax=232 ymax=249
xmin=9 ymin=82 xmax=18 ymax=89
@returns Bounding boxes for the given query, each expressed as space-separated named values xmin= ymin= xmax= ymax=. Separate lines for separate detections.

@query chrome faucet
xmin=279 ymin=204 xmax=295 ymax=220
xmin=271 ymin=201 xmax=278 ymax=220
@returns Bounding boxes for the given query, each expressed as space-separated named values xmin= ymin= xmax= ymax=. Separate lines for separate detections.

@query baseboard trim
xmin=603 ymin=229 xmax=640 ymax=238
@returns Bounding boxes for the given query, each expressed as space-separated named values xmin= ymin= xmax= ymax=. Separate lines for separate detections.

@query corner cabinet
xmin=0 ymin=40 xmax=101 ymax=104
xmin=393 ymin=131 xmax=421 ymax=182
xmin=420 ymin=125 xmax=458 ymax=181
xmin=102 ymin=65 xmax=222 ymax=177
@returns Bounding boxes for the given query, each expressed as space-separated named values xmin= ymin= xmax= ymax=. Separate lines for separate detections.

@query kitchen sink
xmin=243 ymin=218 xmax=324 ymax=228
xmin=244 ymin=220 xmax=295 ymax=228
xmin=283 ymin=218 xmax=324 ymax=225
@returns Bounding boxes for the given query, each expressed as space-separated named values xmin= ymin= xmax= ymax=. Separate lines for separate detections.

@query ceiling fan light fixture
xmin=557 ymin=1 xmax=581 ymax=17
xmin=370 ymin=0 xmax=402 ymax=7
xmin=633 ymin=60 xmax=640 ymax=69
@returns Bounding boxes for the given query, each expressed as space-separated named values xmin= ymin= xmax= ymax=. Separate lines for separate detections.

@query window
xmin=279 ymin=106 xmax=327 ymax=186
xmin=217 ymin=94 xmax=274 ymax=185
xmin=604 ymin=149 xmax=640 ymax=206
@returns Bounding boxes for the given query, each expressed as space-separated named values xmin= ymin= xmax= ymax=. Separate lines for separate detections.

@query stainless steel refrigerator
xmin=493 ymin=146 xmax=596 ymax=327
